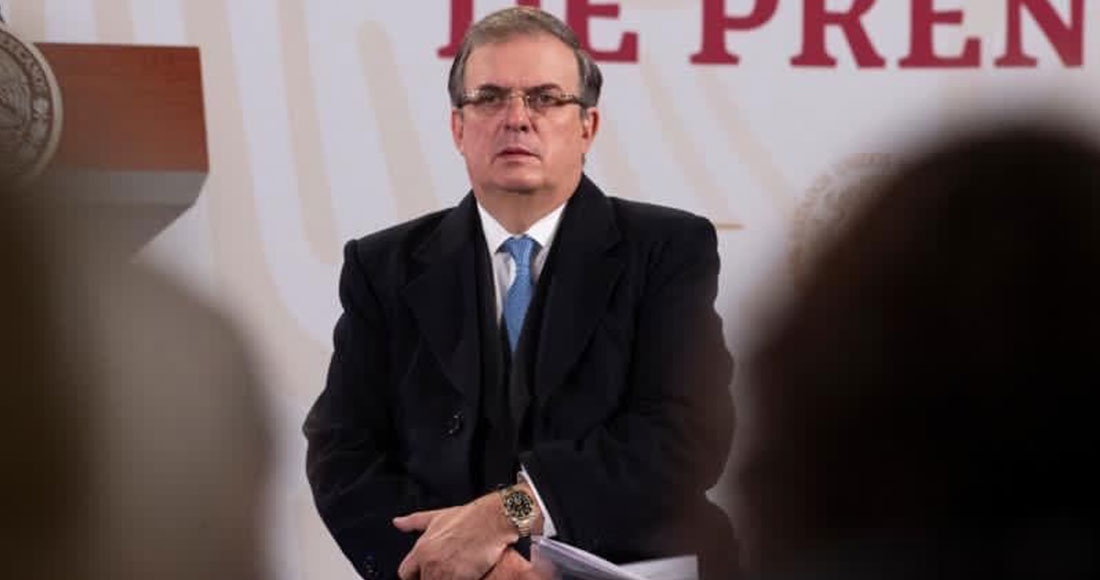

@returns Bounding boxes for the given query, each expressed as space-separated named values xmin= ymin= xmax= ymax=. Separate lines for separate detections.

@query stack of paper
xmin=532 ymin=537 xmax=698 ymax=580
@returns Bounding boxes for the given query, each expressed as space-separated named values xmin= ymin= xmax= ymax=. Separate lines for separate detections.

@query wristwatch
xmin=498 ymin=485 xmax=536 ymax=537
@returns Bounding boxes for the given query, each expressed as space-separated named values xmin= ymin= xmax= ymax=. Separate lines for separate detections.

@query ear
xmin=580 ymin=107 xmax=599 ymax=154
xmin=451 ymin=108 xmax=465 ymax=153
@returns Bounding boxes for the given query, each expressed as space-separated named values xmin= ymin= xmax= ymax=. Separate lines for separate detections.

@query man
xmin=304 ymin=7 xmax=735 ymax=580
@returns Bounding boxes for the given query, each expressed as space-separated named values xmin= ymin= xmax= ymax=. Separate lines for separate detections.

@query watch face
xmin=504 ymin=490 xmax=533 ymax=519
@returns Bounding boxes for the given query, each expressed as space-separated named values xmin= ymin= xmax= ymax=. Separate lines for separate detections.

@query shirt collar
xmin=476 ymin=199 xmax=567 ymax=253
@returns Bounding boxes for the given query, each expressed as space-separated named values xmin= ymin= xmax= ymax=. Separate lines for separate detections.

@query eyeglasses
xmin=457 ymin=85 xmax=587 ymax=116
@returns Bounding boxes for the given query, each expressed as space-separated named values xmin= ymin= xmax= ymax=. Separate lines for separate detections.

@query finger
xmin=397 ymin=551 xmax=420 ymax=580
xmin=509 ymin=551 xmax=534 ymax=574
xmin=393 ymin=509 xmax=443 ymax=531
xmin=486 ymin=548 xmax=528 ymax=580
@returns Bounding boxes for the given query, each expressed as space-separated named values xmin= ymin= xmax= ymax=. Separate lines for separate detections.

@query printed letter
xmin=690 ymin=0 xmax=779 ymax=65
xmin=996 ymin=0 xmax=1084 ymax=67
xmin=900 ymin=0 xmax=981 ymax=68
xmin=791 ymin=0 xmax=886 ymax=68
xmin=567 ymin=0 xmax=639 ymax=62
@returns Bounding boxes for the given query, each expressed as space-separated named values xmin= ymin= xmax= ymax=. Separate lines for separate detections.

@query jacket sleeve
xmin=303 ymin=241 xmax=440 ymax=580
xmin=520 ymin=216 xmax=735 ymax=560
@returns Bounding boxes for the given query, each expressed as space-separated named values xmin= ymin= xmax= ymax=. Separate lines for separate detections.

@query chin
xmin=492 ymin=174 xmax=544 ymax=194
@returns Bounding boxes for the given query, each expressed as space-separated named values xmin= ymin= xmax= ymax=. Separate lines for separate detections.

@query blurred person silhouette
xmin=730 ymin=122 xmax=1100 ymax=580
xmin=0 ymin=179 xmax=270 ymax=580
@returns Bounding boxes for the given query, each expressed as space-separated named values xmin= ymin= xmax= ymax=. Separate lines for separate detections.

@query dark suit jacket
xmin=304 ymin=176 xmax=736 ymax=579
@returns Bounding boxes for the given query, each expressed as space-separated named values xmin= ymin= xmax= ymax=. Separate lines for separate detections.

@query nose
xmin=502 ymin=93 xmax=532 ymax=132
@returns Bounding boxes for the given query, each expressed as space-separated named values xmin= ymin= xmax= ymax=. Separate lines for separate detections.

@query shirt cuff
xmin=518 ymin=465 xmax=556 ymax=537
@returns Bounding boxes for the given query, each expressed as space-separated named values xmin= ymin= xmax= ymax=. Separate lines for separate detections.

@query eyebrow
xmin=473 ymin=83 xmax=564 ymax=93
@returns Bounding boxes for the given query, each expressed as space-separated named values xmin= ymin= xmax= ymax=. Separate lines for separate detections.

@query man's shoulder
xmin=344 ymin=206 xmax=454 ymax=265
xmin=604 ymin=196 xmax=715 ymax=242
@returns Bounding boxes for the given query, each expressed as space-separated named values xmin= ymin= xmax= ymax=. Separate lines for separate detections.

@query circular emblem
xmin=0 ymin=23 xmax=63 ymax=185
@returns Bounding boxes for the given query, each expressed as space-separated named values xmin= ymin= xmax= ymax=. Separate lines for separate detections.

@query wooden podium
xmin=35 ymin=43 xmax=208 ymax=254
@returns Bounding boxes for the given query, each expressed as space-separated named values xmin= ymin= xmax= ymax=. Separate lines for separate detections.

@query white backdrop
xmin=7 ymin=1 xmax=1100 ymax=579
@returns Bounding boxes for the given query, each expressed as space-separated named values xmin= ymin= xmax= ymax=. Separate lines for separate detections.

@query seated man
xmin=304 ymin=7 xmax=735 ymax=580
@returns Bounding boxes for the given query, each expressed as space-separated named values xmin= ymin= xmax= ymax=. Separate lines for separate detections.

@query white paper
xmin=532 ymin=537 xmax=698 ymax=580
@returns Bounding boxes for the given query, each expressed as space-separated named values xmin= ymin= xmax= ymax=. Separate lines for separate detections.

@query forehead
xmin=463 ymin=33 xmax=580 ymax=90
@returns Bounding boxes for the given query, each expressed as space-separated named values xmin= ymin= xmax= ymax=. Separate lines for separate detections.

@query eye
xmin=529 ymin=91 xmax=561 ymax=108
xmin=475 ymin=91 xmax=505 ymax=107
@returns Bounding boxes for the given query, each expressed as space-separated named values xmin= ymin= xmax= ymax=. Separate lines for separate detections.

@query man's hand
xmin=394 ymin=493 xmax=518 ymax=580
xmin=485 ymin=548 xmax=547 ymax=580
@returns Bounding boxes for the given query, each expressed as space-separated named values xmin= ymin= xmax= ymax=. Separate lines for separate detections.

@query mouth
xmin=496 ymin=146 xmax=539 ymax=159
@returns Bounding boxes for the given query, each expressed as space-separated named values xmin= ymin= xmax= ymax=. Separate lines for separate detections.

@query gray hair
xmin=447 ymin=7 xmax=603 ymax=110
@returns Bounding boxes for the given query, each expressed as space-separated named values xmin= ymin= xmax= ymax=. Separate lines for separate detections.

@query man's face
xmin=451 ymin=33 xmax=598 ymax=200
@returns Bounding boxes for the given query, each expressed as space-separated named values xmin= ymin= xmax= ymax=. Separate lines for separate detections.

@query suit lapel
xmin=402 ymin=194 xmax=482 ymax=400
xmin=534 ymin=175 xmax=624 ymax=402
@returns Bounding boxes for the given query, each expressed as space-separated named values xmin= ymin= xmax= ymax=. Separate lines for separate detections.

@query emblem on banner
xmin=0 ymin=23 xmax=63 ymax=185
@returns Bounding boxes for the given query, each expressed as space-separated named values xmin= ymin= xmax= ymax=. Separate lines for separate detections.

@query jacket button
xmin=362 ymin=554 xmax=380 ymax=580
xmin=445 ymin=411 xmax=464 ymax=436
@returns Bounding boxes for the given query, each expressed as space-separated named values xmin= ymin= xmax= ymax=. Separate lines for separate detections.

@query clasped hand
xmin=394 ymin=492 xmax=539 ymax=580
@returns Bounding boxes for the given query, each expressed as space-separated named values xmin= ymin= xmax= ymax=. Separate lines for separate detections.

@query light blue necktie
xmin=502 ymin=235 xmax=538 ymax=353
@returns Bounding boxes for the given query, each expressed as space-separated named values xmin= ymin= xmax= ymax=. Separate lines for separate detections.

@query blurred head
xmin=0 ymin=181 xmax=270 ymax=580
xmin=81 ymin=264 xmax=271 ymax=580
xmin=449 ymin=7 xmax=600 ymax=206
xmin=0 ymin=184 xmax=87 ymax=580
xmin=732 ymin=123 xmax=1100 ymax=578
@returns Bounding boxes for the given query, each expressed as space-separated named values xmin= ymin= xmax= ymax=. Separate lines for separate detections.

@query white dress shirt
xmin=475 ymin=200 xmax=565 ymax=538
